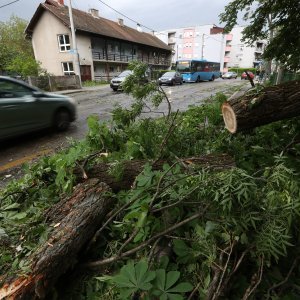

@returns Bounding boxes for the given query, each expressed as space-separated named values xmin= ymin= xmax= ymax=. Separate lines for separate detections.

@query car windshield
xmin=118 ymin=71 xmax=132 ymax=77
xmin=162 ymin=72 xmax=175 ymax=77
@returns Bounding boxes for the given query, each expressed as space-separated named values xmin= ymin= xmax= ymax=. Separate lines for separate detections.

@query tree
xmin=219 ymin=0 xmax=300 ymax=70
xmin=0 ymin=15 xmax=40 ymax=77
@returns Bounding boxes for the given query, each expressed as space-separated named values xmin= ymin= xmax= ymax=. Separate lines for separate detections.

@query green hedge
xmin=228 ymin=67 xmax=256 ymax=76
xmin=151 ymin=69 xmax=171 ymax=80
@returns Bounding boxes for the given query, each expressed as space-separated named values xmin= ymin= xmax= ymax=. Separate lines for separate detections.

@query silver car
xmin=222 ymin=72 xmax=238 ymax=79
xmin=110 ymin=70 xmax=133 ymax=91
xmin=0 ymin=76 xmax=77 ymax=140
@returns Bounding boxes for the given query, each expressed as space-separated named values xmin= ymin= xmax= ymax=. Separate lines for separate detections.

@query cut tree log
xmin=222 ymin=80 xmax=300 ymax=133
xmin=0 ymin=179 xmax=114 ymax=300
xmin=74 ymin=154 xmax=235 ymax=187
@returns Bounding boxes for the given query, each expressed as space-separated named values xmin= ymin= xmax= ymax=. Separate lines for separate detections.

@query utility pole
xmin=68 ymin=0 xmax=82 ymax=88
xmin=201 ymin=33 xmax=205 ymax=60
xmin=219 ymin=34 xmax=225 ymax=74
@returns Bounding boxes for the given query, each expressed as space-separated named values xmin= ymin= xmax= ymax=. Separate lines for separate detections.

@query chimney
xmin=46 ymin=0 xmax=64 ymax=6
xmin=89 ymin=8 xmax=99 ymax=18
xmin=137 ymin=23 xmax=143 ymax=32
xmin=118 ymin=18 xmax=124 ymax=26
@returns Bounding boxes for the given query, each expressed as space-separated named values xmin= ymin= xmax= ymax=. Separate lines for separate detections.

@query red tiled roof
xmin=26 ymin=2 xmax=171 ymax=52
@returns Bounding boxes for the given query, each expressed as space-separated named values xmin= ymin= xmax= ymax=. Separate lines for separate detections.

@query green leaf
xmin=168 ymin=282 xmax=193 ymax=293
xmin=2 ymin=203 xmax=20 ymax=210
xmin=205 ymin=221 xmax=218 ymax=234
xmin=155 ymin=269 xmax=166 ymax=291
xmin=9 ymin=212 xmax=27 ymax=220
xmin=136 ymin=211 xmax=148 ymax=228
xmin=167 ymin=294 xmax=184 ymax=300
xmin=165 ymin=271 xmax=180 ymax=290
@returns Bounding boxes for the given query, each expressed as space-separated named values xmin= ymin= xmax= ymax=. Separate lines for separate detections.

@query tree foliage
xmin=219 ymin=0 xmax=300 ymax=69
xmin=0 ymin=16 xmax=40 ymax=77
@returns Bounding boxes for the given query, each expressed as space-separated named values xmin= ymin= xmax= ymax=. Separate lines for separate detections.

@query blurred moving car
xmin=0 ymin=76 xmax=77 ymax=140
xmin=158 ymin=71 xmax=183 ymax=86
xmin=110 ymin=70 xmax=133 ymax=91
xmin=241 ymin=71 xmax=255 ymax=80
xmin=222 ymin=71 xmax=238 ymax=79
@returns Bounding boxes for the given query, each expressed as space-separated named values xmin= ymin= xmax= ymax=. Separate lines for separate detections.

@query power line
xmin=95 ymin=0 xmax=227 ymax=43
xmin=97 ymin=0 xmax=156 ymax=32
xmin=0 ymin=0 xmax=20 ymax=9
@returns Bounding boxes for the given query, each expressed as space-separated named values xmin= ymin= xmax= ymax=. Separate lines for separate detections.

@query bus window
xmin=176 ymin=61 xmax=191 ymax=72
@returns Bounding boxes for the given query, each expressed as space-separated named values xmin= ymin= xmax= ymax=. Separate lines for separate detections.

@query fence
xmin=269 ymin=72 xmax=300 ymax=85
xmin=28 ymin=75 xmax=81 ymax=91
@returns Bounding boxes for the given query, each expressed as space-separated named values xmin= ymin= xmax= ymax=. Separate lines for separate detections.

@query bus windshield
xmin=176 ymin=61 xmax=191 ymax=73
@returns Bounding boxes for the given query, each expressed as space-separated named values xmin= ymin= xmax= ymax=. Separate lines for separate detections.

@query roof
xmin=25 ymin=1 xmax=171 ymax=52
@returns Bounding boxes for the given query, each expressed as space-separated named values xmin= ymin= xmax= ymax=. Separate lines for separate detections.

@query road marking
xmin=0 ymin=149 xmax=52 ymax=173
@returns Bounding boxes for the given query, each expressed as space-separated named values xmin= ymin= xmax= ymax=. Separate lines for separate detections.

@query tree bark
xmin=0 ymin=179 xmax=114 ymax=300
xmin=74 ymin=154 xmax=235 ymax=190
xmin=222 ymin=80 xmax=300 ymax=133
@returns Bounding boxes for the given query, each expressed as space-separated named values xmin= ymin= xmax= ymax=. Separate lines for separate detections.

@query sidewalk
xmin=55 ymin=84 xmax=109 ymax=95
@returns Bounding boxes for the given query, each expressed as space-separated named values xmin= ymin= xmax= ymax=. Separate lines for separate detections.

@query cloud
xmin=0 ymin=0 xmax=233 ymax=32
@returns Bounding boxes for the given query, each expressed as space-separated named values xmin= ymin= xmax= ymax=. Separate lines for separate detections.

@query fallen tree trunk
xmin=0 ymin=154 xmax=235 ymax=299
xmin=0 ymin=179 xmax=114 ymax=300
xmin=74 ymin=154 xmax=235 ymax=189
xmin=222 ymin=80 xmax=300 ymax=133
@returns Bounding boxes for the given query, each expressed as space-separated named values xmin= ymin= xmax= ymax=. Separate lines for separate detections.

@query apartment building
xmin=155 ymin=25 xmax=266 ymax=73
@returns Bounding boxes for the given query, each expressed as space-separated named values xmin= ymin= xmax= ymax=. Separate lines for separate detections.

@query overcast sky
xmin=0 ymin=0 xmax=244 ymax=32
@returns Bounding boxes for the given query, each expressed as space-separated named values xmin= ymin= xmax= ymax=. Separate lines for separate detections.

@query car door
xmin=175 ymin=72 xmax=181 ymax=84
xmin=0 ymin=78 xmax=43 ymax=139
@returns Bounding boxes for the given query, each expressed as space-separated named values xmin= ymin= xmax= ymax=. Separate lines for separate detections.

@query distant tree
xmin=219 ymin=0 xmax=300 ymax=70
xmin=0 ymin=15 xmax=40 ymax=77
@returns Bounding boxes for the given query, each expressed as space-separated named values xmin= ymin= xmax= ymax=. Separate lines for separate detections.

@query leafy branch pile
xmin=1 ymin=62 xmax=300 ymax=299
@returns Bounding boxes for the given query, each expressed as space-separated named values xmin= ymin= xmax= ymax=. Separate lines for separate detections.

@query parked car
xmin=158 ymin=71 xmax=183 ymax=86
xmin=110 ymin=70 xmax=133 ymax=91
xmin=222 ymin=71 xmax=238 ymax=79
xmin=241 ymin=71 xmax=255 ymax=80
xmin=0 ymin=76 xmax=77 ymax=140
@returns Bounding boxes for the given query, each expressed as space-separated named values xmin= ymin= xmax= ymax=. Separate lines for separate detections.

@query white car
xmin=222 ymin=72 xmax=238 ymax=79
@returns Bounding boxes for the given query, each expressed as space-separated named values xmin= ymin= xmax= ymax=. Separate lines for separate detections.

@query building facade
xmin=155 ymin=25 xmax=266 ymax=73
xmin=25 ymin=0 xmax=172 ymax=82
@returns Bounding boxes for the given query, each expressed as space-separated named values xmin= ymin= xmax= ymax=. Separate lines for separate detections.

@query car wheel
xmin=180 ymin=80 xmax=183 ymax=85
xmin=209 ymin=76 xmax=215 ymax=81
xmin=53 ymin=109 xmax=70 ymax=131
xmin=170 ymin=80 xmax=174 ymax=86
xmin=112 ymin=88 xmax=118 ymax=91
xmin=196 ymin=76 xmax=200 ymax=83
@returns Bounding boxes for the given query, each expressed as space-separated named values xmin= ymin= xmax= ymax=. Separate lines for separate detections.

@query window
xmin=0 ymin=79 xmax=33 ymax=98
xmin=58 ymin=34 xmax=71 ymax=52
xmin=62 ymin=62 xmax=75 ymax=75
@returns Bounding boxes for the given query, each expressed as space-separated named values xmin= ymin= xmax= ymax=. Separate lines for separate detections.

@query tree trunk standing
xmin=222 ymin=80 xmax=300 ymax=133
xmin=0 ymin=179 xmax=114 ymax=300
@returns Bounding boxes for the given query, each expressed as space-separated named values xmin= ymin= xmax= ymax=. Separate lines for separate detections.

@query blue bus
xmin=176 ymin=59 xmax=221 ymax=82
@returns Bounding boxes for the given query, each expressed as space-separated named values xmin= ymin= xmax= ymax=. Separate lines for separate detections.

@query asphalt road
xmin=0 ymin=78 xmax=249 ymax=185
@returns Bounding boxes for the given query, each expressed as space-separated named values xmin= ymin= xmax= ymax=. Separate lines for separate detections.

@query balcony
xmin=92 ymin=51 xmax=171 ymax=66
xmin=168 ymin=38 xmax=176 ymax=44
xmin=224 ymin=56 xmax=230 ymax=63
xmin=255 ymin=47 xmax=263 ymax=53
xmin=226 ymin=34 xmax=233 ymax=41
